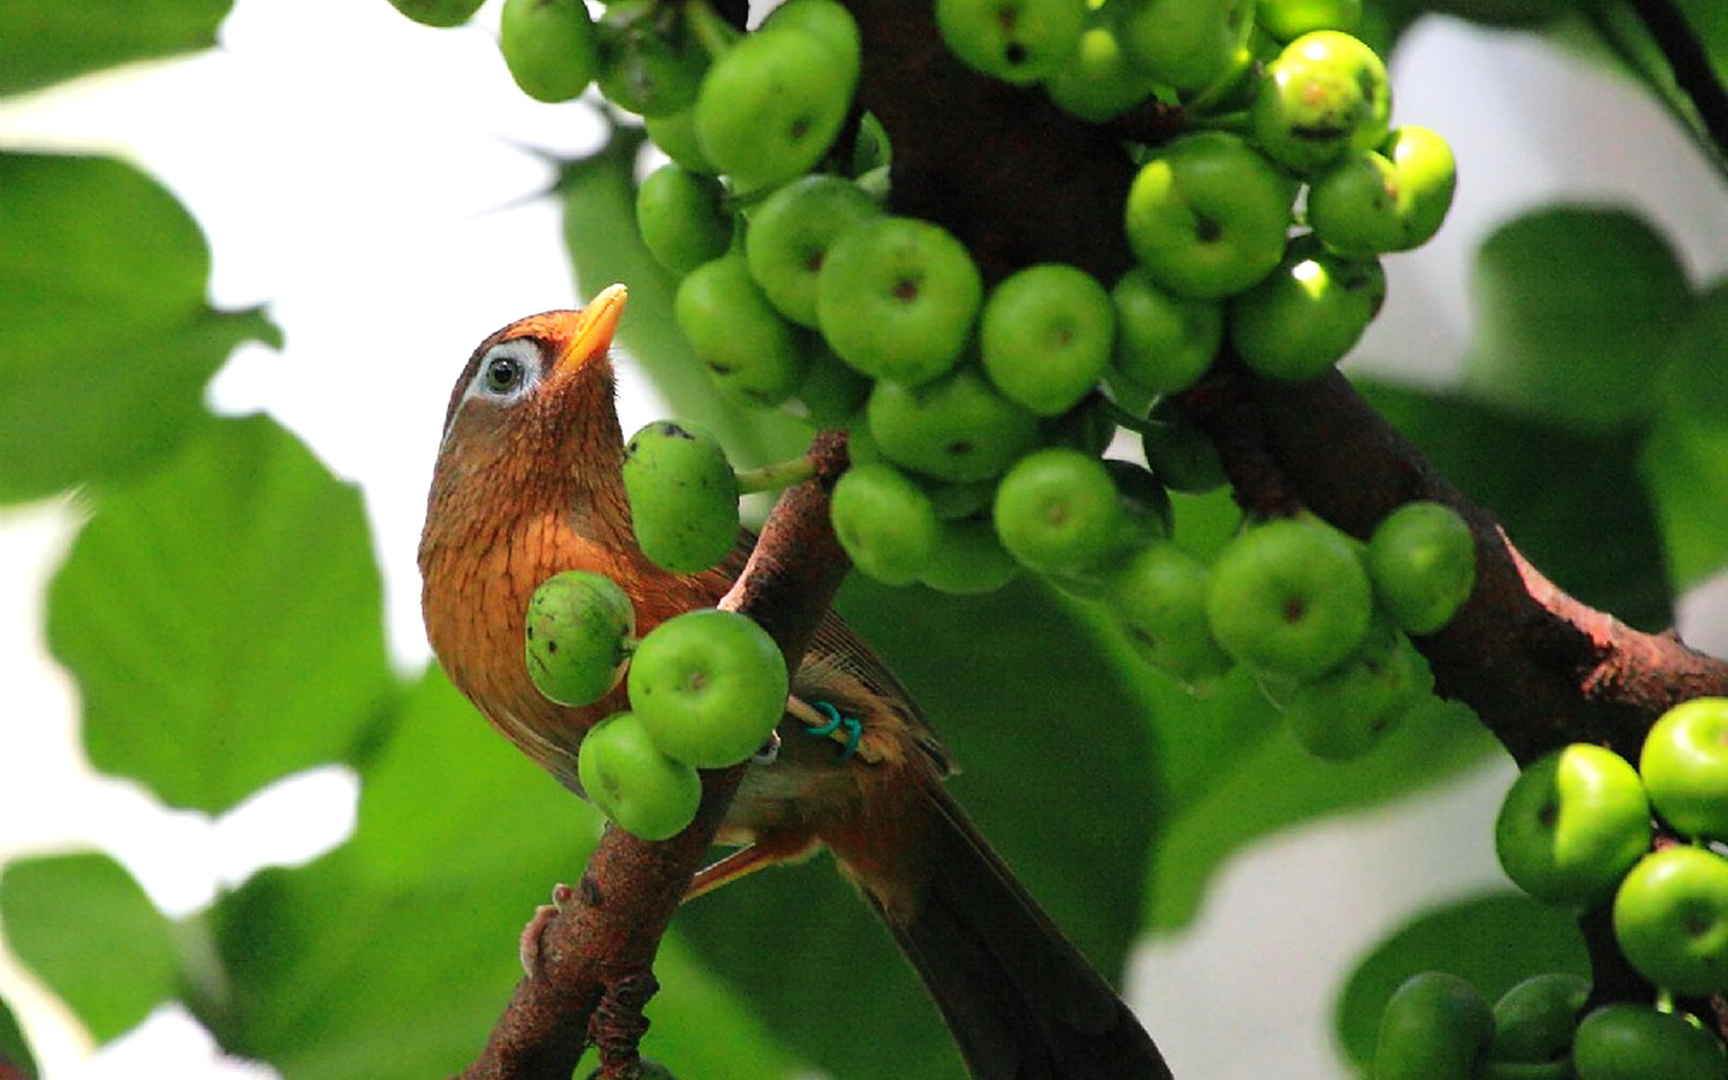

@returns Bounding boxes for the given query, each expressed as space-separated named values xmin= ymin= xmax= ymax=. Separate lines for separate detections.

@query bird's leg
xmin=684 ymin=832 xmax=818 ymax=903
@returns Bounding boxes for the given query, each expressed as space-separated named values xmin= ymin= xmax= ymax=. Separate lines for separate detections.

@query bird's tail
xmin=836 ymin=783 xmax=1171 ymax=1080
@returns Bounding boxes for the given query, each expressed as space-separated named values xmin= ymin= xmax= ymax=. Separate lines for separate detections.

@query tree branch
xmin=845 ymin=0 xmax=1728 ymax=754
xmin=1187 ymin=365 xmax=1728 ymax=1015
xmin=1185 ymin=364 xmax=1728 ymax=766
xmin=459 ymin=431 xmax=853 ymax=1080
xmin=842 ymin=0 xmax=1728 ymax=1023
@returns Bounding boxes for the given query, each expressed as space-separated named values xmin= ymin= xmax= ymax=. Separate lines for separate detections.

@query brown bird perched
xmin=419 ymin=284 xmax=1168 ymax=1080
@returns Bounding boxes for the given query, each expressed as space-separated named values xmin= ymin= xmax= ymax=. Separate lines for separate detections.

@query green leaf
xmin=1061 ymin=571 xmax=1492 ymax=935
xmin=46 ymin=414 xmax=394 ymax=813
xmin=205 ymin=666 xmax=805 ymax=1079
xmin=1143 ymin=689 xmax=1497 ymax=931
xmin=1358 ymin=378 xmax=1673 ymax=631
xmin=0 ymin=853 xmax=178 ymax=1044
xmin=1642 ymin=413 xmax=1728 ymax=593
xmin=558 ymin=128 xmax=809 ymax=469
xmin=1552 ymin=1 xmax=1728 ymax=176
xmin=0 ymin=992 xmax=36 ymax=1076
xmin=0 ymin=153 xmax=277 ymax=502
xmin=1461 ymin=207 xmax=1693 ymax=433
xmin=0 ymin=306 xmax=277 ymax=504
xmin=1644 ymin=279 xmax=1728 ymax=589
xmin=0 ymin=0 xmax=231 ymax=97
xmin=1334 ymin=891 xmax=1590 ymax=1071
xmin=677 ymin=576 xmax=1159 ymax=1079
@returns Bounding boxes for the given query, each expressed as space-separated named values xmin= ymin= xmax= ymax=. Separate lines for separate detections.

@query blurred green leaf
xmin=558 ymin=127 xmax=809 ymax=469
xmin=47 ymin=414 xmax=394 ymax=813
xmin=0 ymin=153 xmax=278 ymax=503
xmin=1554 ymin=0 xmax=1728 ymax=176
xmin=678 ymin=576 xmax=1160 ymax=1079
xmin=1358 ymin=378 xmax=1672 ymax=631
xmin=205 ymin=665 xmax=805 ymax=1080
xmin=0 ymin=992 xmax=35 ymax=1077
xmin=0 ymin=0 xmax=231 ymax=98
xmin=1334 ymin=891 xmax=1590 ymax=1071
xmin=1644 ymin=279 xmax=1728 ymax=589
xmin=1066 ymin=567 xmax=1493 ymax=936
xmin=0 ymin=853 xmax=178 ymax=1044
xmin=1144 ymin=692 xmax=1497 ymax=931
xmin=1642 ymin=413 xmax=1728 ymax=593
xmin=1462 ymin=207 xmax=1693 ymax=433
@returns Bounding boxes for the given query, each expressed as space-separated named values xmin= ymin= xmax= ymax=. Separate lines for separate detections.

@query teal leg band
xmin=805 ymin=700 xmax=862 ymax=762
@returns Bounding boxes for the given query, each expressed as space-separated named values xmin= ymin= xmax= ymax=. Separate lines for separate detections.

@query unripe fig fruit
xmin=675 ymin=252 xmax=808 ymax=407
xmin=1373 ymin=971 xmax=1494 ymax=1080
xmin=993 ymin=447 xmax=1128 ymax=574
xmin=1495 ymin=744 xmax=1650 ymax=906
xmin=500 ymin=0 xmax=600 ymax=103
xmin=627 ymin=609 xmax=789 ymax=768
xmin=577 ymin=712 xmax=702 ymax=841
xmin=1107 ymin=540 xmax=1233 ymax=686
xmin=694 ymin=25 xmax=854 ymax=191
xmin=621 ymin=420 xmax=740 ymax=573
xmin=866 ymin=366 xmax=1039 ymax=483
xmin=746 ymin=175 xmax=882 ymax=328
xmin=1366 ymin=500 xmax=1476 ymax=634
xmin=637 ymin=164 xmax=731 ymax=276
xmin=1206 ymin=514 xmax=1372 ymax=678
xmin=524 ymin=571 xmax=636 ymax=707
xmin=981 ymin=263 xmax=1116 ymax=416
xmin=818 ymin=215 xmax=983 ymax=385
xmin=830 ymin=463 xmax=941 ymax=586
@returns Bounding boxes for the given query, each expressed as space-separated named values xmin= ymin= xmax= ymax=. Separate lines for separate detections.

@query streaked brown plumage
xmin=418 ymin=286 xmax=1167 ymax=1079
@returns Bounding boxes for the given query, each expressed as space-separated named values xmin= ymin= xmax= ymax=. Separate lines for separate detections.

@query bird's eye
xmin=467 ymin=339 xmax=542 ymax=404
xmin=483 ymin=355 xmax=522 ymax=394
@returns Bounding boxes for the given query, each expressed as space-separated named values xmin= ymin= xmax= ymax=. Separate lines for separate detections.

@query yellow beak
xmin=554 ymin=283 xmax=629 ymax=375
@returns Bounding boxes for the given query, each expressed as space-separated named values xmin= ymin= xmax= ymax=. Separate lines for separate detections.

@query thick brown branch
xmin=849 ymin=0 xmax=1138 ymax=283
xmin=1198 ymin=367 xmax=1728 ymax=765
xmin=1188 ymin=368 xmax=1728 ymax=1018
xmin=844 ymin=0 xmax=1728 ymax=758
xmin=459 ymin=432 xmax=853 ymax=1080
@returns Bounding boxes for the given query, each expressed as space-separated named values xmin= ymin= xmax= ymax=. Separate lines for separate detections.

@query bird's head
xmin=426 ymin=284 xmax=631 ymax=523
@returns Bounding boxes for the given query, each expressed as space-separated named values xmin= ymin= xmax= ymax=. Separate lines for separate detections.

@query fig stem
xmin=683 ymin=0 xmax=738 ymax=61
xmin=1184 ymin=109 xmax=1252 ymax=134
xmin=1098 ymin=395 xmax=1165 ymax=439
xmin=735 ymin=455 xmax=818 ymax=495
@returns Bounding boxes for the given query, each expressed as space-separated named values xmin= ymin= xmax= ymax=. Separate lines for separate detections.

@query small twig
xmin=459 ymin=432 xmax=853 ymax=1080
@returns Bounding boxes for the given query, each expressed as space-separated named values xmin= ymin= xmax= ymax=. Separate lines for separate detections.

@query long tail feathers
xmin=856 ymin=785 xmax=1171 ymax=1080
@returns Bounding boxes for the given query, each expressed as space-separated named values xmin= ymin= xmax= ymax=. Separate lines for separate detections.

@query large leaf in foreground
xmin=0 ymin=853 xmax=178 ymax=1044
xmin=47 ymin=415 xmax=393 ymax=812
xmin=0 ymin=153 xmax=277 ymax=502
xmin=0 ymin=0 xmax=231 ymax=97
xmin=205 ymin=666 xmax=806 ymax=1079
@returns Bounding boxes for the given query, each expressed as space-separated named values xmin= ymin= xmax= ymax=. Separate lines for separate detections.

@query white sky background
xmin=2 ymin=3 xmax=1728 ymax=1076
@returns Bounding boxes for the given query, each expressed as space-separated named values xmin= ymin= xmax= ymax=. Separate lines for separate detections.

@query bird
xmin=418 ymin=284 xmax=1170 ymax=1080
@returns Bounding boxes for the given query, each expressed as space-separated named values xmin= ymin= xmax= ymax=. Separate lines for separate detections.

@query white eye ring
xmin=466 ymin=339 xmax=543 ymax=406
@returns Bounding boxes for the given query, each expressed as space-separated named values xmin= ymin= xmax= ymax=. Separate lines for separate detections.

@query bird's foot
xmin=519 ymin=881 xmax=578 ymax=979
